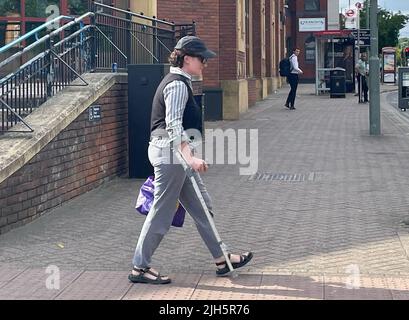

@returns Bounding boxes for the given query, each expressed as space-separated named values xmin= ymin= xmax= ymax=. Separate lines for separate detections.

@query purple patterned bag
xmin=135 ymin=176 xmax=186 ymax=227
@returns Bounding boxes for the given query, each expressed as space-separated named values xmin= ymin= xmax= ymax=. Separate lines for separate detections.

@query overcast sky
xmin=339 ymin=0 xmax=409 ymax=37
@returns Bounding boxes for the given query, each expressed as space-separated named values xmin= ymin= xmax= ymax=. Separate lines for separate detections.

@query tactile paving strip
xmin=0 ymin=268 xmax=82 ymax=300
xmin=123 ymin=273 xmax=202 ymax=300
xmin=384 ymin=276 xmax=409 ymax=300
xmin=190 ymin=274 xmax=262 ymax=300
xmin=259 ymin=274 xmax=323 ymax=300
xmin=0 ymin=265 xmax=27 ymax=288
xmin=324 ymin=276 xmax=392 ymax=300
xmin=55 ymin=271 xmax=131 ymax=300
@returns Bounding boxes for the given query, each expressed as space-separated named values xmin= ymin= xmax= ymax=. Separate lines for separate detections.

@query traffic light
xmin=406 ymin=47 xmax=409 ymax=58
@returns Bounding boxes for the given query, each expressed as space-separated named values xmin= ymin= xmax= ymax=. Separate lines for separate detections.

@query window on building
xmin=286 ymin=37 xmax=292 ymax=57
xmin=305 ymin=0 xmax=320 ymax=11
xmin=0 ymin=21 xmax=21 ymax=46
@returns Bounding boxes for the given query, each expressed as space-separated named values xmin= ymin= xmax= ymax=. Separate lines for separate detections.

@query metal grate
xmin=248 ymin=172 xmax=316 ymax=182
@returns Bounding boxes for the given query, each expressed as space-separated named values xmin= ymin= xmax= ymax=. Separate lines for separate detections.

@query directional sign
xmin=351 ymin=29 xmax=371 ymax=47
xmin=345 ymin=7 xmax=358 ymax=29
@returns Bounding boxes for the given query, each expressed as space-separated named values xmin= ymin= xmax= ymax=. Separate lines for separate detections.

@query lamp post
xmin=369 ymin=0 xmax=380 ymax=135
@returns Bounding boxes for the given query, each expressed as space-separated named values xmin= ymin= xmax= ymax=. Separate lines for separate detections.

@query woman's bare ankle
xmin=214 ymin=256 xmax=225 ymax=264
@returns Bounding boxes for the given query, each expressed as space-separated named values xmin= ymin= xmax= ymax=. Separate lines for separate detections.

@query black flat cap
xmin=175 ymin=36 xmax=216 ymax=59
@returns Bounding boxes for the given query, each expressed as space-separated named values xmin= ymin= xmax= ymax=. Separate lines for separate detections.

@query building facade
xmin=157 ymin=0 xmax=287 ymax=119
xmin=286 ymin=0 xmax=340 ymax=82
xmin=0 ymin=0 xmax=288 ymax=120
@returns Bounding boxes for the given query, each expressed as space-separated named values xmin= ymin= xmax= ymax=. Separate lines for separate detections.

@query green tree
xmin=68 ymin=0 xmax=88 ymax=16
xmin=360 ymin=3 xmax=409 ymax=53
xmin=24 ymin=0 xmax=59 ymax=18
xmin=398 ymin=37 xmax=409 ymax=66
xmin=0 ymin=0 xmax=20 ymax=16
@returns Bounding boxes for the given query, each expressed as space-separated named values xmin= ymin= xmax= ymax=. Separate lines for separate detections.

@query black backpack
xmin=279 ymin=55 xmax=293 ymax=77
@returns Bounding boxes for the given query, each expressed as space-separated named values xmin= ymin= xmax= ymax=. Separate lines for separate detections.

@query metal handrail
xmin=0 ymin=15 xmax=74 ymax=54
xmin=94 ymin=25 xmax=127 ymax=60
xmin=0 ymin=12 xmax=95 ymax=72
xmin=94 ymin=1 xmax=174 ymax=26
xmin=1 ymin=25 xmax=93 ymax=80
xmin=129 ymin=31 xmax=158 ymax=63
xmin=1 ymin=13 xmax=95 ymax=133
xmin=1 ymin=2 xmax=196 ymax=133
xmin=95 ymin=12 xmax=178 ymax=35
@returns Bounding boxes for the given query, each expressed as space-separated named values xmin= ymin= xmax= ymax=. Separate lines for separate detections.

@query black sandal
xmin=215 ymin=252 xmax=253 ymax=276
xmin=128 ymin=267 xmax=171 ymax=284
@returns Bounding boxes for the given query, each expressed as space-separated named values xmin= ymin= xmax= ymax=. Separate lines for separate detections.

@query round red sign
xmin=345 ymin=9 xmax=355 ymax=17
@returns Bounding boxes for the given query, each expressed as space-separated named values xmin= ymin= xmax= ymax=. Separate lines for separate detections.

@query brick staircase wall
xmin=0 ymin=82 xmax=128 ymax=234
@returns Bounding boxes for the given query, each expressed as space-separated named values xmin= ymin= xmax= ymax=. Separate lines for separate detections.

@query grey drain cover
xmin=248 ymin=172 xmax=315 ymax=182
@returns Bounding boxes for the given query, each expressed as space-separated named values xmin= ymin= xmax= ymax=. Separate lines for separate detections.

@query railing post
xmin=126 ymin=8 xmax=132 ymax=65
xmin=46 ymin=37 xmax=53 ymax=97
xmin=152 ymin=16 xmax=158 ymax=64
xmin=90 ymin=13 xmax=96 ymax=72
xmin=89 ymin=1 xmax=97 ymax=71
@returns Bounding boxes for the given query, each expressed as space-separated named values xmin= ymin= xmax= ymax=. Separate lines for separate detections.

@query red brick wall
xmin=0 ymin=83 xmax=128 ymax=234
xmin=219 ymin=0 xmax=237 ymax=81
xmin=157 ymin=0 xmax=221 ymax=87
xmin=157 ymin=0 xmax=284 ymax=84
xmin=291 ymin=0 xmax=329 ymax=81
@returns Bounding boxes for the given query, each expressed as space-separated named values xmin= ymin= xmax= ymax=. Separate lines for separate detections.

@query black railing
xmin=0 ymin=2 xmax=196 ymax=133
xmin=0 ymin=13 xmax=94 ymax=133
xmin=93 ymin=2 xmax=196 ymax=70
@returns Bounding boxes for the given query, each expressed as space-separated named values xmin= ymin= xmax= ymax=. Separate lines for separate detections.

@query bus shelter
xmin=313 ymin=30 xmax=356 ymax=95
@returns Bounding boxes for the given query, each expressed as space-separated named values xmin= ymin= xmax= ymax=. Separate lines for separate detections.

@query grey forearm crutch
xmin=174 ymin=148 xmax=238 ymax=278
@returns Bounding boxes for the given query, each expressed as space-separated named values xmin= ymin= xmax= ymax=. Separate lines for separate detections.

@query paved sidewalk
xmin=1 ymin=83 xmax=409 ymax=300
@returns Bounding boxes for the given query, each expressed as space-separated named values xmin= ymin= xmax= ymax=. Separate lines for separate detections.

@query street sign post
xmin=355 ymin=2 xmax=363 ymax=9
xmin=345 ymin=8 xmax=358 ymax=29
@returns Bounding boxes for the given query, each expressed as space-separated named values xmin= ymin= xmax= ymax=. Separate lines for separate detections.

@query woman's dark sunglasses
xmin=198 ymin=56 xmax=208 ymax=64
xmin=189 ymin=55 xmax=207 ymax=64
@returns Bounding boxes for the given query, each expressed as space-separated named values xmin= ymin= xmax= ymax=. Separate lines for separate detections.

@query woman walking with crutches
xmin=128 ymin=36 xmax=253 ymax=284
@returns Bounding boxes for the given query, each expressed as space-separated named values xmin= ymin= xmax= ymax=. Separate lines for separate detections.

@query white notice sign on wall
xmin=299 ymin=18 xmax=326 ymax=32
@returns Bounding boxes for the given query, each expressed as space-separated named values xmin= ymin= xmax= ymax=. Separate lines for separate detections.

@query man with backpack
xmin=283 ymin=48 xmax=303 ymax=110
